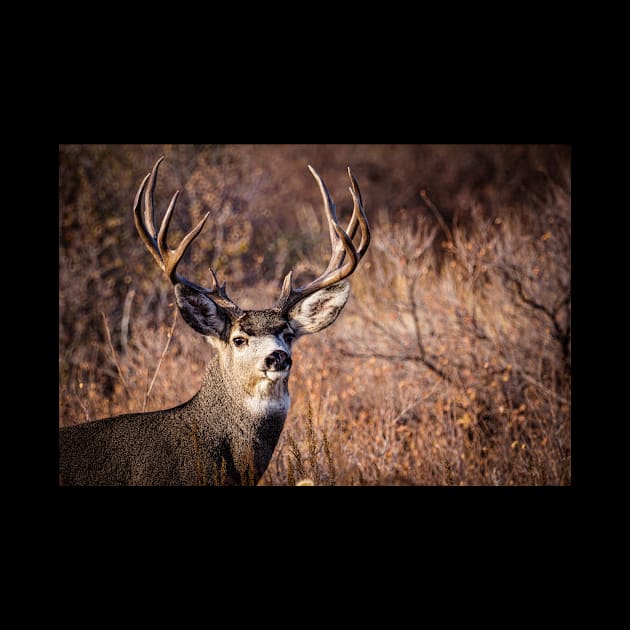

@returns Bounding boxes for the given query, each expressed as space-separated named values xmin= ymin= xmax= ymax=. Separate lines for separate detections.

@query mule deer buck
xmin=59 ymin=156 xmax=370 ymax=485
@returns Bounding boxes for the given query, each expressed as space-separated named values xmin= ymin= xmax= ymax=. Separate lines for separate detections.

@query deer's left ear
xmin=287 ymin=281 xmax=350 ymax=337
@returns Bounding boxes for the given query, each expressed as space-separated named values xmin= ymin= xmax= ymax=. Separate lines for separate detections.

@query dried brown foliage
xmin=59 ymin=144 xmax=570 ymax=485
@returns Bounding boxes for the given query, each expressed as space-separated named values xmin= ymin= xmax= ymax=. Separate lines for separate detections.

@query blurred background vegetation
xmin=59 ymin=144 xmax=570 ymax=485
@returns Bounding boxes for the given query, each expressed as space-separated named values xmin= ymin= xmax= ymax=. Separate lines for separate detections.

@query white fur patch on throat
xmin=245 ymin=391 xmax=290 ymax=417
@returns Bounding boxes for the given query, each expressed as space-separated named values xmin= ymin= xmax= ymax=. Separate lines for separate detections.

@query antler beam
xmin=276 ymin=165 xmax=370 ymax=313
xmin=133 ymin=156 xmax=243 ymax=320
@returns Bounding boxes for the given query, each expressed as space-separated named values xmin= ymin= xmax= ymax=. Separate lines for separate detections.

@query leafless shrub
xmin=292 ymin=175 xmax=571 ymax=485
xmin=59 ymin=144 xmax=570 ymax=485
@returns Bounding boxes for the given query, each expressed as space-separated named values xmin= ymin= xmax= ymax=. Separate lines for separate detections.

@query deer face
xmin=174 ymin=282 xmax=350 ymax=414
xmin=224 ymin=310 xmax=295 ymax=405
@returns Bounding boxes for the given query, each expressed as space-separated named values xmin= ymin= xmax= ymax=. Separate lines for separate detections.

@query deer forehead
xmin=232 ymin=310 xmax=291 ymax=338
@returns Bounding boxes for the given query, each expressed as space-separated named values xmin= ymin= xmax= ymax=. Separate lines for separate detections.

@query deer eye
xmin=284 ymin=332 xmax=295 ymax=344
xmin=232 ymin=336 xmax=248 ymax=347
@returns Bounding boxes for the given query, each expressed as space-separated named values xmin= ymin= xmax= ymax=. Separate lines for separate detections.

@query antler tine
xmin=325 ymin=167 xmax=370 ymax=272
xmin=156 ymin=188 xmax=211 ymax=285
xmin=348 ymin=167 xmax=370 ymax=257
xmin=133 ymin=156 xmax=243 ymax=320
xmin=307 ymin=164 xmax=339 ymax=260
xmin=144 ymin=155 xmax=164 ymax=242
xmin=133 ymin=169 xmax=164 ymax=270
xmin=156 ymin=189 xmax=179 ymax=258
xmin=276 ymin=166 xmax=370 ymax=313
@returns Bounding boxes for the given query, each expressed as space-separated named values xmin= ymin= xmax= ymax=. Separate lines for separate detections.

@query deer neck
xmin=184 ymin=355 xmax=289 ymax=484
xmin=190 ymin=355 xmax=289 ymax=435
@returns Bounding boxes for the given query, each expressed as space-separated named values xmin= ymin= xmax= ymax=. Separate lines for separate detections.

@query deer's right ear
xmin=174 ymin=284 xmax=227 ymax=338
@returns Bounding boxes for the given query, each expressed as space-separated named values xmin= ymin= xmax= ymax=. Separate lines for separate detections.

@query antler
xmin=276 ymin=165 xmax=370 ymax=314
xmin=133 ymin=156 xmax=243 ymax=320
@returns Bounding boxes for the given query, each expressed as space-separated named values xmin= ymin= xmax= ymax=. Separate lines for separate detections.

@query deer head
xmin=133 ymin=156 xmax=370 ymax=414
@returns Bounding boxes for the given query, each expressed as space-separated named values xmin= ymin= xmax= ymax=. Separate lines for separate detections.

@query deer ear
xmin=174 ymin=284 xmax=227 ymax=338
xmin=287 ymin=281 xmax=350 ymax=336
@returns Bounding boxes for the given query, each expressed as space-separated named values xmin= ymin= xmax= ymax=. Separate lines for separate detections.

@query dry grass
xmin=59 ymin=144 xmax=570 ymax=485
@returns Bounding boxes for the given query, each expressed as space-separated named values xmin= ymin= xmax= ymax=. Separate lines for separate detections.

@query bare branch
xmin=121 ymin=287 xmax=136 ymax=354
xmin=101 ymin=312 xmax=131 ymax=398
xmin=513 ymin=365 xmax=570 ymax=406
xmin=420 ymin=189 xmax=454 ymax=246
xmin=142 ymin=306 xmax=179 ymax=412
xmin=340 ymin=347 xmax=461 ymax=389
xmin=407 ymin=278 xmax=426 ymax=360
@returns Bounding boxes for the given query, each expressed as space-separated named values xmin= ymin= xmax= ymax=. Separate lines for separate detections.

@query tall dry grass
xmin=59 ymin=144 xmax=570 ymax=485
xmin=262 ymin=184 xmax=570 ymax=485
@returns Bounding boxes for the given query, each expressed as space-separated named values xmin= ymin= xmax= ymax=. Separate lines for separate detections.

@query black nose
xmin=264 ymin=350 xmax=291 ymax=371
